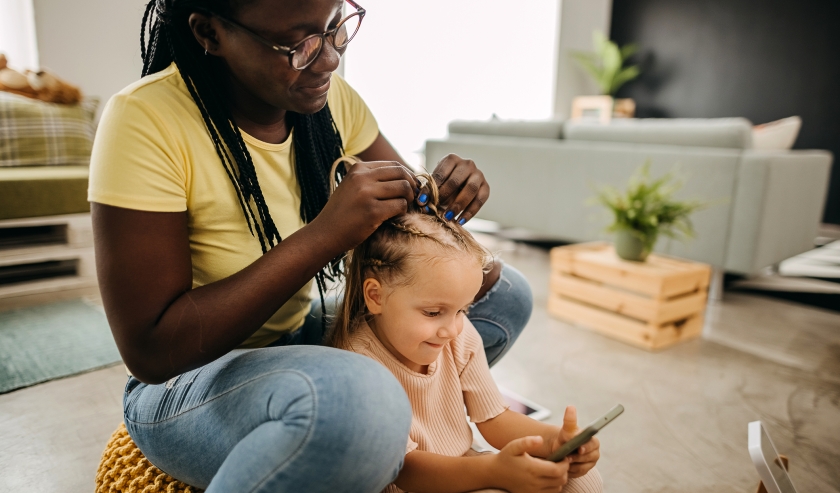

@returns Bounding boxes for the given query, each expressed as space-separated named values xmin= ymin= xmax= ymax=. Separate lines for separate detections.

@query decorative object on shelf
xmin=570 ymin=95 xmax=614 ymax=124
xmin=612 ymin=98 xmax=636 ymax=118
xmin=595 ymin=162 xmax=704 ymax=261
xmin=549 ymin=242 xmax=711 ymax=350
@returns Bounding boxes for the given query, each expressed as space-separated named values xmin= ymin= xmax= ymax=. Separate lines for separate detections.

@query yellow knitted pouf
xmin=95 ymin=424 xmax=203 ymax=493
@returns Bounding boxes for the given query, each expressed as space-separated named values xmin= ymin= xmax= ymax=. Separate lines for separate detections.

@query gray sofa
xmin=425 ymin=118 xmax=833 ymax=275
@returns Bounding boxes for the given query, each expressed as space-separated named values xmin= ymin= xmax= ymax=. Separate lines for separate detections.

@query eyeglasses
xmin=213 ymin=0 xmax=365 ymax=71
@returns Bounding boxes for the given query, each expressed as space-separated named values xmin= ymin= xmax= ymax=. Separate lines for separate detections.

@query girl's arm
xmin=394 ymin=437 xmax=570 ymax=493
xmin=476 ymin=407 xmax=601 ymax=478
xmin=475 ymin=409 xmax=560 ymax=458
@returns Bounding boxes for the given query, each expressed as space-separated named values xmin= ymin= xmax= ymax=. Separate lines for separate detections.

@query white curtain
xmin=343 ymin=0 xmax=559 ymax=167
xmin=0 ymin=0 xmax=39 ymax=70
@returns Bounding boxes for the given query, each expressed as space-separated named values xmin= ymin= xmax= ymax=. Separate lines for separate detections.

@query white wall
xmin=32 ymin=0 xmax=148 ymax=113
xmin=343 ymin=0 xmax=560 ymax=167
xmin=0 ymin=0 xmax=39 ymax=70
xmin=552 ymin=0 xmax=613 ymax=117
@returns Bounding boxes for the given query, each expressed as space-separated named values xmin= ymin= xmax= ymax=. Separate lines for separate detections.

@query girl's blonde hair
xmin=327 ymin=157 xmax=493 ymax=349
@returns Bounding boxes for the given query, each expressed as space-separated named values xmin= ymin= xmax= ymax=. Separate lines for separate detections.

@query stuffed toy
xmin=0 ymin=53 xmax=83 ymax=104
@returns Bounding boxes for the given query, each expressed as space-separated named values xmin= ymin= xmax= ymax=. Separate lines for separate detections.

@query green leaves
xmin=570 ymin=31 xmax=641 ymax=96
xmin=595 ymin=162 xmax=705 ymax=251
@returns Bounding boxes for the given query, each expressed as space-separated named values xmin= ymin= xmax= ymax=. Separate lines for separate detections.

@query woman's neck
xmin=225 ymin=70 xmax=291 ymax=145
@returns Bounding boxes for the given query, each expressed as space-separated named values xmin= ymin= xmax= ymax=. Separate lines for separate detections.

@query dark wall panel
xmin=611 ymin=0 xmax=840 ymax=224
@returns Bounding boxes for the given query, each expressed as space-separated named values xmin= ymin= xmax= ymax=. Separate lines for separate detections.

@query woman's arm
xmin=357 ymin=132 xmax=502 ymax=300
xmin=94 ymin=160 xmax=418 ymax=384
xmin=395 ymin=437 xmax=570 ymax=493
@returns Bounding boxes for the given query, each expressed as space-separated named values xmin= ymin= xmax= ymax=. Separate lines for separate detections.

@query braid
xmin=141 ymin=0 xmax=346 ymax=333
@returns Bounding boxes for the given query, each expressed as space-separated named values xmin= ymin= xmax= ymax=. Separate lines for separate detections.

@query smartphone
xmin=546 ymin=404 xmax=624 ymax=462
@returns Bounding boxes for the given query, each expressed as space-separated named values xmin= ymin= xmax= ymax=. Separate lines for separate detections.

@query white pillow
xmin=752 ymin=116 xmax=801 ymax=150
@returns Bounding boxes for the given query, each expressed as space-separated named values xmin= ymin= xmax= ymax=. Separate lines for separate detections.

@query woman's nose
xmin=308 ymin=38 xmax=341 ymax=74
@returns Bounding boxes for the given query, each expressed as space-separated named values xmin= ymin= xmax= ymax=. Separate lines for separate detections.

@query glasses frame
xmin=212 ymin=0 xmax=365 ymax=71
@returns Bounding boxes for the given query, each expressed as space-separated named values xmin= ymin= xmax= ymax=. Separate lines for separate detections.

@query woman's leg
xmin=124 ymin=345 xmax=411 ymax=493
xmin=468 ymin=262 xmax=534 ymax=366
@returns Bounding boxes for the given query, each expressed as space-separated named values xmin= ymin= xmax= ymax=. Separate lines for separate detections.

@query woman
xmin=89 ymin=0 xmax=533 ymax=491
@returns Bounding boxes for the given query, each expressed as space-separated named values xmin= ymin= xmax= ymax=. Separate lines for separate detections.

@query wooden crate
xmin=548 ymin=242 xmax=711 ymax=350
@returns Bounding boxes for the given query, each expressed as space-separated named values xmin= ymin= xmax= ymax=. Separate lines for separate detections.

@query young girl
xmin=329 ymin=169 xmax=603 ymax=493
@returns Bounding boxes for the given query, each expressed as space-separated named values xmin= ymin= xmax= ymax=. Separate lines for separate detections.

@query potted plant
xmin=595 ymin=163 xmax=704 ymax=261
xmin=571 ymin=31 xmax=640 ymax=117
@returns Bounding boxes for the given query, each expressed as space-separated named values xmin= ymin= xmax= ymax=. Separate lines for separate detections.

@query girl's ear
xmin=363 ymin=278 xmax=384 ymax=315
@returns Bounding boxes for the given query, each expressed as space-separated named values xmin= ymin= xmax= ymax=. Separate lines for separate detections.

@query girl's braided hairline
xmin=330 ymin=155 xmax=487 ymax=270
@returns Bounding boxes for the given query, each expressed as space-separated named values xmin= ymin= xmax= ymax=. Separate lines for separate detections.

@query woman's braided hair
xmin=327 ymin=164 xmax=493 ymax=349
xmin=141 ymin=0 xmax=347 ymax=325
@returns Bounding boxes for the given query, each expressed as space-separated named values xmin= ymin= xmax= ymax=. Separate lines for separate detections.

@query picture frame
xmin=570 ymin=95 xmax=613 ymax=124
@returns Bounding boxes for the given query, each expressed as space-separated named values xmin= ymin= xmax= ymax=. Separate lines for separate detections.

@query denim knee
xmin=469 ymin=263 xmax=534 ymax=365
xmin=310 ymin=351 xmax=412 ymax=489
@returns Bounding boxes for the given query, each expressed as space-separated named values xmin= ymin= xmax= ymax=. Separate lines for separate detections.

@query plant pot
xmin=614 ymin=229 xmax=650 ymax=261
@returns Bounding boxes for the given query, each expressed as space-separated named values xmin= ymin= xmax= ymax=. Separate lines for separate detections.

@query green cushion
xmin=0 ymin=91 xmax=98 ymax=167
xmin=0 ymin=166 xmax=90 ymax=220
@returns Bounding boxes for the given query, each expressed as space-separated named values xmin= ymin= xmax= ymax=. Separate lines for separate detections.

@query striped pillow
xmin=0 ymin=91 xmax=98 ymax=167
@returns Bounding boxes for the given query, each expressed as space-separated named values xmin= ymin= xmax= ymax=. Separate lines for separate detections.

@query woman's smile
xmin=296 ymin=76 xmax=331 ymax=97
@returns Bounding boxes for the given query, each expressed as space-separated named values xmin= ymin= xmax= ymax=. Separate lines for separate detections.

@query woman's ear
xmin=363 ymin=278 xmax=384 ymax=315
xmin=188 ymin=12 xmax=221 ymax=55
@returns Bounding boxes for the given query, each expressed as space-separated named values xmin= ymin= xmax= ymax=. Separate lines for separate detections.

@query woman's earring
xmin=204 ymin=49 xmax=208 ymax=56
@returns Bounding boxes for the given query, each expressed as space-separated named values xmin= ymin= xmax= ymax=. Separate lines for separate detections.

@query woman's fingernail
xmin=445 ymin=210 xmax=454 ymax=221
xmin=418 ymin=193 xmax=428 ymax=204
xmin=458 ymin=217 xmax=466 ymax=225
xmin=424 ymin=206 xmax=430 ymax=213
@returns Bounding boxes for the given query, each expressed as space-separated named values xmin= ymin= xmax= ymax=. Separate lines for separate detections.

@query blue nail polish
xmin=458 ymin=217 xmax=466 ymax=225
xmin=424 ymin=206 xmax=430 ymax=213
xmin=445 ymin=210 xmax=454 ymax=221
xmin=418 ymin=193 xmax=428 ymax=204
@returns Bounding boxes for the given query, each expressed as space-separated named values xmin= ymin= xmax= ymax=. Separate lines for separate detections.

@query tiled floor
xmin=1 ymin=241 xmax=839 ymax=492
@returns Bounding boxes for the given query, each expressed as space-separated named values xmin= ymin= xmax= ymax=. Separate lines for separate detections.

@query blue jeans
xmin=123 ymin=263 xmax=533 ymax=492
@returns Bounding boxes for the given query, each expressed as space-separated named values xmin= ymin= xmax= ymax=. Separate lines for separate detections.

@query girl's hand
xmin=492 ymin=436 xmax=570 ymax=493
xmin=549 ymin=406 xmax=601 ymax=478
xmin=421 ymin=154 xmax=490 ymax=224
xmin=316 ymin=160 xmax=420 ymax=253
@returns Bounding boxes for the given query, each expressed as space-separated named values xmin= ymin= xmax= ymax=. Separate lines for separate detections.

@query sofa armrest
xmin=725 ymin=150 xmax=833 ymax=274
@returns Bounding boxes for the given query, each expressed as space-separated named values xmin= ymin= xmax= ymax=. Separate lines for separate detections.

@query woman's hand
xmin=548 ymin=406 xmax=601 ymax=478
xmin=315 ymin=160 xmax=420 ymax=253
xmin=492 ymin=436 xmax=570 ymax=493
xmin=420 ymin=153 xmax=490 ymax=224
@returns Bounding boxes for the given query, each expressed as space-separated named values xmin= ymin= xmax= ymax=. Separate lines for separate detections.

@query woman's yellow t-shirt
xmin=88 ymin=64 xmax=379 ymax=348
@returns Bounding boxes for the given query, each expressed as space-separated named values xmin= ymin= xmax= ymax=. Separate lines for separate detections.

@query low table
xmin=548 ymin=242 xmax=711 ymax=350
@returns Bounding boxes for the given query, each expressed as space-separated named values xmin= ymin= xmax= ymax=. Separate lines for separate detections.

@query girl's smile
xmin=364 ymin=243 xmax=484 ymax=374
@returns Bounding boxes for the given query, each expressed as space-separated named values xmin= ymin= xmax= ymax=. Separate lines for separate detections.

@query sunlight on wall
xmin=0 ymin=0 xmax=39 ymax=70
xmin=343 ymin=0 xmax=559 ymax=167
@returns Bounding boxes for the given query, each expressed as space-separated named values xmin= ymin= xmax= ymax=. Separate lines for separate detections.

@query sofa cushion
xmin=564 ymin=118 xmax=754 ymax=149
xmin=0 ymin=91 xmax=98 ymax=167
xmin=752 ymin=116 xmax=801 ymax=150
xmin=0 ymin=166 xmax=90 ymax=220
xmin=448 ymin=119 xmax=564 ymax=140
